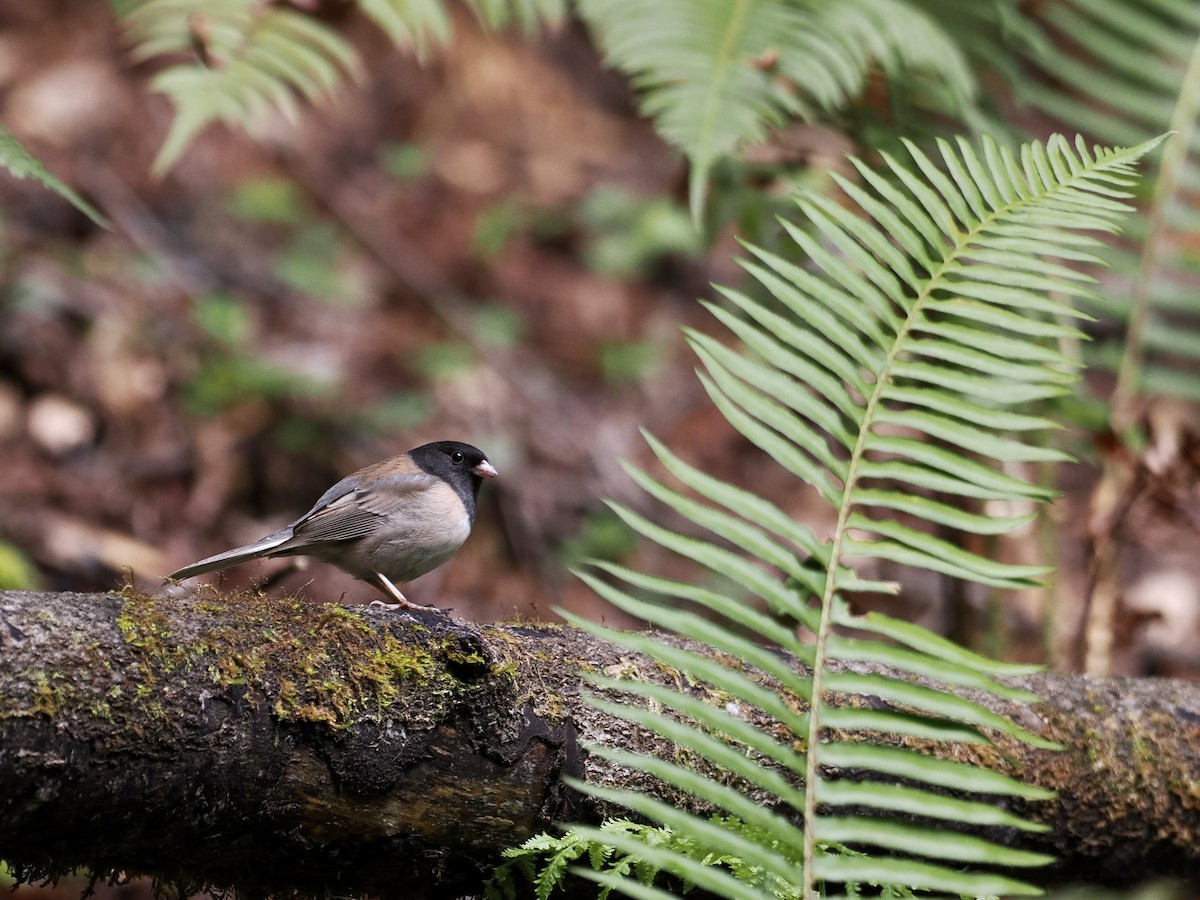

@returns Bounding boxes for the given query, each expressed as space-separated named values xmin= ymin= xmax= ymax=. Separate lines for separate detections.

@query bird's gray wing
xmin=284 ymin=471 xmax=439 ymax=545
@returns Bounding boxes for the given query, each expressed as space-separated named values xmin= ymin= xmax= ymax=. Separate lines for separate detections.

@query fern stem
xmin=801 ymin=247 xmax=962 ymax=896
xmin=803 ymin=357 xmax=901 ymax=896
xmin=1110 ymin=34 xmax=1200 ymax=437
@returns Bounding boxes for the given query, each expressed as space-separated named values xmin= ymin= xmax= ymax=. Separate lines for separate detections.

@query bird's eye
xmin=451 ymin=450 xmax=464 ymax=464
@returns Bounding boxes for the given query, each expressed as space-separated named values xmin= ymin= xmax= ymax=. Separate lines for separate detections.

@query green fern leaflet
xmin=567 ymin=133 xmax=1162 ymax=899
xmin=0 ymin=125 xmax=107 ymax=227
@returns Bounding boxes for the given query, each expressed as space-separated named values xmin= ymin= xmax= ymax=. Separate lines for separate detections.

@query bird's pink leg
xmin=368 ymin=572 xmax=446 ymax=613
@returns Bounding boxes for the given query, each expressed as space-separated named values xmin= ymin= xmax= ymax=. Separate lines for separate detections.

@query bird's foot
xmin=371 ymin=573 xmax=452 ymax=613
xmin=368 ymin=597 xmax=451 ymax=614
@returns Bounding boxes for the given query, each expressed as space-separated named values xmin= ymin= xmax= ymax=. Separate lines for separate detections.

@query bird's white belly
xmin=360 ymin=514 xmax=472 ymax=583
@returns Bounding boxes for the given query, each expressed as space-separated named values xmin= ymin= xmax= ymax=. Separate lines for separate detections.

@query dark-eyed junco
xmin=167 ymin=441 xmax=497 ymax=610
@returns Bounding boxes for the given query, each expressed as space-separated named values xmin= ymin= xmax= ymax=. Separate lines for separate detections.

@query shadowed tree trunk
xmin=1 ymin=588 xmax=1198 ymax=898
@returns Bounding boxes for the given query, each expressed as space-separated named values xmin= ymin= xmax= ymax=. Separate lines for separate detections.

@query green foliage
xmin=0 ymin=124 xmax=107 ymax=227
xmin=566 ymin=133 xmax=1161 ymax=899
xmin=472 ymin=303 xmax=527 ymax=348
xmin=224 ymin=177 xmax=368 ymax=303
xmin=183 ymin=291 xmax=336 ymax=416
xmin=349 ymin=391 xmax=434 ymax=435
xmin=120 ymin=0 xmax=564 ymax=173
xmin=0 ymin=540 xmax=38 ymax=590
xmin=490 ymin=822 xmax=1021 ymax=898
xmin=597 ymin=340 xmax=664 ymax=385
xmin=488 ymin=819 xmax=922 ymax=900
xmin=225 ymin=175 xmax=309 ymax=223
xmin=909 ymin=0 xmax=1047 ymax=88
xmin=579 ymin=187 xmax=702 ymax=277
xmin=559 ymin=508 xmax=640 ymax=568
xmin=361 ymin=0 xmax=565 ymax=54
xmin=124 ymin=0 xmax=360 ymax=174
xmin=275 ymin=223 xmax=370 ymax=304
xmin=380 ymin=141 xmax=430 ymax=180
xmin=191 ymin=290 xmax=252 ymax=346
xmin=183 ymin=354 xmax=333 ymax=417
xmin=119 ymin=0 xmax=996 ymax=219
xmin=473 ymin=201 xmax=539 ymax=261
xmin=466 ymin=0 xmax=567 ymax=31
xmin=578 ymin=0 xmax=981 ymax=220
xmin=410 ymin=341 xmax=478 ymax=380
xmin=1018 ymin=1 xmax=1200 ymax=413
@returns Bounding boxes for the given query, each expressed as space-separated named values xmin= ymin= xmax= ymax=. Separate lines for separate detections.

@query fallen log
xmin=0 ymin=588 xmax=1197 ymax=897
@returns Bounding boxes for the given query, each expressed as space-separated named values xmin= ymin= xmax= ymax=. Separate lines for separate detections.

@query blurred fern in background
xmin=1017 ymin=1 xmax=1200 ymax=424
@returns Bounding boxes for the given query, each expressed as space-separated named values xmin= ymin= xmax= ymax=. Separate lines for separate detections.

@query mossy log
xmin=0 ymin=588 xmax=1198 ymax=897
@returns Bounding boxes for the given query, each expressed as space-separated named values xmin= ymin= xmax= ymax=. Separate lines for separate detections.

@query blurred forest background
xmin=2 ymin=0 xmax=1200 ymax=705
xmin=0 ymin=1 xmax=726 ymax=628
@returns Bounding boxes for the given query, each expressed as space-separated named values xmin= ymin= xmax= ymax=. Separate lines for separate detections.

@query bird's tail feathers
xmin=167 ymin=528 xmax=295 ymax=581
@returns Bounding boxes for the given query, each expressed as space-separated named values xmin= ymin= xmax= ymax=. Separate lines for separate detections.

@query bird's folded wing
xmin=286 ymin=472 xmax=439 ymax=544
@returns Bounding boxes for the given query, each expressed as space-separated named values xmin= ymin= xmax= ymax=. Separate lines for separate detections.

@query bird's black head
xmin=408 ymin=441 xmax=497 ymax=519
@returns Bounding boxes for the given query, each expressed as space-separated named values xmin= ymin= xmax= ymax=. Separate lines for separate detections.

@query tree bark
xmin=0 ymin=588 xmax=1197 ymax=898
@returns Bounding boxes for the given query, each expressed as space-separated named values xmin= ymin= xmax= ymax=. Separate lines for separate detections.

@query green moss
xmin=440 ymin=635 xmax=487 ymax=668
xmin=116 ymin=586 xmax=181 ymax=667
xmin=1129 ymin=727 xmax=1154 ymax=769
xmin=28 ymin=671 xmax=70 ymax=718
xmin=115 ymin=585 xmax=453 ymax=730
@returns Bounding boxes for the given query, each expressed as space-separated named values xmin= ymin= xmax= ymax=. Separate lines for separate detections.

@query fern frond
xmin=122 ymin=0 xmax=565 ymax=173
xmin=123 ymin=0 xmax=359 ymax=174
xmin=0 ymin=125 xmax=107 ymax=227
xmin=1019 ymin=1 xmax=1200 ymax=414
xmin=577 ymin=0 xmax=980 ymax=221
xmin=570 ymin=133 xmax=1160 ymax=899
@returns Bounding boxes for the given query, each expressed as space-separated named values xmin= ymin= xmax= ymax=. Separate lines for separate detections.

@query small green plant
xmin=225 ymin=175 xmax=309 ymax=224
xmin=559 ymin=508 xmax=640 ymax=569
xmin=579 ymin=187 xmax=702 ymax=278
xmin=487 ymin=820 xmax=930 ymax=900
xmin=349 ymin=391 xmax=434 ymax=437
xmin=121 ymin=0 xmax=565 ymax=172
xmin=380 ymin=141 xmax=430 ymax=180
xmin=190 ymin=291 xmax=252 ymax=347
xmin=410 ymin=341 xmax=478 ymax=380
xmin=472 ymin=303 xmax=527 ymax=348
xmin=578 ymin=0 xmax=981 ymax=218
xmin=597 ymin=340 xmax=665 ymax=385
xmin=183 ymin=291 xmax=335 ymax=417
xmin=275 ymin=223 xmax=369 ymax=304
xmin=1018 ymin=1 xmax=1200 ymax=419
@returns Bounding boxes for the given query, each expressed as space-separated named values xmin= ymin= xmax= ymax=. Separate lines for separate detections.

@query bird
xmin=167 ymin=440 xmax=498 ymax=611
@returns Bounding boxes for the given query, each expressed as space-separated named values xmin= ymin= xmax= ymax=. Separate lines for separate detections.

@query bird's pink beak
xmin=474 ymin=460 xmax=499 ymax=479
